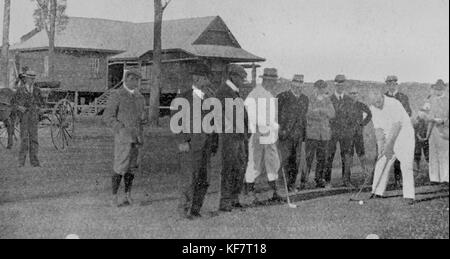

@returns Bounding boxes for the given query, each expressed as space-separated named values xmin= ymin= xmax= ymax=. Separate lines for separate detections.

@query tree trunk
xmin=48 ymin=0 xmax=57 ymax=81
xmin=149 ymin=0 xmax=163 ymax=126
xmin=1 ymin=0 xmax=11 ymax=88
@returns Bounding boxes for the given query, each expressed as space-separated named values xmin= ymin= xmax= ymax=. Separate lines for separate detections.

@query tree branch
xmin=162 ymin=0 xmax=172 ymax=12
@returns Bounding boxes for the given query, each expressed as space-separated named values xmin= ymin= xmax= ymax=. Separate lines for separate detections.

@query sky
xmin=0 ymin=0 xmax=448 ymax=83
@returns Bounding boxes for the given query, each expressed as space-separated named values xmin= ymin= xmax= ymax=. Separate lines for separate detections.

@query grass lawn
xmin=0 ymin=118 xmax=448 ymax=239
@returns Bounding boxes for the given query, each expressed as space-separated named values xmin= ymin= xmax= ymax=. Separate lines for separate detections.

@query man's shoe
xmin=343 ymin=181 xmax=356 ymax=189
xmin=404 ymin=199 xmax=415 ymax=206
xmin=232 ymin=203 xmax=247 ymax=210
xmin=187 ymin=212 xmax=202 ymax=220
xmin=370 ymin=194 xmax=384 ymax=200
xmin=268 ymin=193 xmax=283 ymax=203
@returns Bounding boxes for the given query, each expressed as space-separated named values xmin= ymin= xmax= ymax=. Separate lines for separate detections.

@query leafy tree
xmin=32 ymin=0 xmax=68 ymax=80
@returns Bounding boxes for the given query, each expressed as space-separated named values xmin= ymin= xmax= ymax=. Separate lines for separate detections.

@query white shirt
xmin=335 ymin=92 xmax=344 ymax=100
xmin=370 ymin=96 xmax=415 ymax=158
xmin=123 ymin=83 xmax=135 ymax=94
xmin=226 ymin=80 xmax=239 ymax=93
xmin=244 ymin=84 xmax=279 ymax=144
xmin=192 ymin=85 xmax=205 ymax=100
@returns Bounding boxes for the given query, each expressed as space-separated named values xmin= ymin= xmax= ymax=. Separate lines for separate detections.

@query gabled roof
xmin=11 ymin=16 xmax=265 ymax=62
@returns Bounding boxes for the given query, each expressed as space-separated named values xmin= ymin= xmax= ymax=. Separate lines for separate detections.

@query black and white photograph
xmin=0 ymin=0 xmax=448 ymax=241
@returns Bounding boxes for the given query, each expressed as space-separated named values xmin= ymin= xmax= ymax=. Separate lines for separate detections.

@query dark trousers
xmin=303 ymin=139 xmax=328 ymax=184
xmin=414 ymin=140 xmax=429 ymax=163
xmin=351 ymin=130 xmax=366 ymax=157
xmin=326 ymin=133 xmax=353 ymax=183
xmin=4 ymin=117 xmax=15 ymax=148
xmin=219 ymin=136 xmax=246 ymax=209
xmin=178 ymin=136 xmax=212 ymax=216
xmin=18 ymin=111 xmax=39 ymax=166
xmin=279 ymin=134 xmax=303 ymax=189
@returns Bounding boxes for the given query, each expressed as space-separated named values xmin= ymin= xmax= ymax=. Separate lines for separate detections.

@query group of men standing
xmin=104 ymin=62 xmax=447 ymax=219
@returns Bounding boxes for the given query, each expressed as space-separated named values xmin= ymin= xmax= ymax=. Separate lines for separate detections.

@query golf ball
xmin=359 ymin=201 xmax=364 ymax=205
xmin=366 ymin=234 xmax=380 ymax=239
xmin=65 ymin=234 xmax=80 ymax=239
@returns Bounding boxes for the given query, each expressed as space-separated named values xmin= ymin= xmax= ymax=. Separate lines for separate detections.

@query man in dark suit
xmin=326 ymin=75 xmax=357 ymax=188
xmin=385 ymin=75 xmax=412 ymax=188
xmin=215 ymin=64 xmax=249 ymax=213
xmin=277 ymin=75 xmax=309 ymax=192
xmin=11 ymin=71 xmax=43 ymax=167
xmin=173 ymin=64 xmax=218 ymax=220
xmin=348 ymin=86 xmax=373 ymax=174
xmin=103 ymin=69 xmax=147 ymax=207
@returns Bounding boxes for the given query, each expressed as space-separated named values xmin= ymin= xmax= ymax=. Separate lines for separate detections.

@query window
xmin=89 ymin=58 xmax=101 ymax=79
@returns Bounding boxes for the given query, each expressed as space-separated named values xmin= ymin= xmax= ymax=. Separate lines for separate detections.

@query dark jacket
xmin=173 ymin=88 xmax=218 ymax=152
xmin=385 ymin=91 xmax=412 ymax=117
xmin=306 ymin=95 xmax=335 ymax=141
xmin=329 ymin=94 xmax=357 ymax=138
xmin=277 ymin=90 xmax=309 ymax=141
xmin=11 ymin=85 xmax=44 ymax=117
xmin=215 ymin=82 xmax=249 ymax=142
xmin=103 ymin=87 xmax=146 ymax=144
xmin=352 ymin=101 xmax=372 ymax=133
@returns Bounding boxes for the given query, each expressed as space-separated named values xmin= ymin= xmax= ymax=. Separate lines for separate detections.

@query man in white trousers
xmin=367 ymin=89 xmax=416 ymax=205
xmin=244 ymin=68 xmax=282 ymax=204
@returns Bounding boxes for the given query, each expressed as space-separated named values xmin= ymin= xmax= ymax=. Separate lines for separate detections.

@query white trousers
xmin=429 ymin=128 xmax=449 ymax=183
xmin=372 ymin=155 xmax=415 ymax=199
xmin=245 ymin=134 xmax=280 ymax=183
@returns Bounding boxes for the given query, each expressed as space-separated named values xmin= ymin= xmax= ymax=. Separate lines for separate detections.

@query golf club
xmin=349 ymin=155 xmax=383 ymax=202
xmin=350 ymin=155 xmax=394 ymax=203
xmin=281 ymin=168 xmax=298 ymax=209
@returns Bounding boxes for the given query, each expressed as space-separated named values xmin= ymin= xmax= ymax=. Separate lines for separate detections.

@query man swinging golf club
xmin=367 ymin=88 xmax=416 ymax=205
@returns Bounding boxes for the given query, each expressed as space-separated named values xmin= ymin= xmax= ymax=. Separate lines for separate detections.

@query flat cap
xmin=385 ymin=75 xmax=399 ymax=83
xmin=228 ymin=64 xmax=247 ymax=78
xmin=292 ymin=74 xmax=304 ymax=83
xmin=190 ymin=63 xmax=211 ymax=76
xmin=314 ymin=80 xmax=328 ymax=89
xmin=431 ymin=79 xmax=446 ymax=90
xmin=260 ymin=68 xmax=279 ymax=80
xmin=123 ymin=69 xmax=142 ymax=79
xmin=335 ymin=75 xmax=347 ymax=83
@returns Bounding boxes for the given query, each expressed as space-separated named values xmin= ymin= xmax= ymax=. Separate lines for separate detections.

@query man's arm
xmin=383 ymin=122 xmax=402 ymax=160
xmin=102 ymin=92 xmax=124 ymax=132
xmin=402 ymin=94 xmax=412 ymax=117
xmin=359 ymin=102 xmax=373 ymax=127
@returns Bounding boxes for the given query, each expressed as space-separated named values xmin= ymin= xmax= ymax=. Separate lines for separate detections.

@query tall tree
xmin=149 ymin=0 xmax=171 ymax=126
xmin=32 ymin=0 xmax=68 ymax=80
xmin=1 ymin=0 xmax=11 ymax=87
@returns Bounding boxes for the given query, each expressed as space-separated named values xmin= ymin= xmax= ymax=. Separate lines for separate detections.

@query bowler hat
xmin=335 ymin=75 xmax=346 ymax=83
xmin=314 ymin=80 xmax=328 ymax=89
xmin=190 ymin=64 xmax=211 ymax=77
xmin=260 ymin=68 xmax=278 ymax=80
xmin=123 ymin=69 xmax=142 ymax=79
xmin=23 ymin=70 xmax=37 ymax=78
xmin=386 ymin=75 xmax=399 ymax=83
xmin=431 ymin=79 xmax=446 ymax=90
xmin=292 ymin=74 xmax=304 ymax=83
xmin=228 ymin=64 xmax=247 ymax=78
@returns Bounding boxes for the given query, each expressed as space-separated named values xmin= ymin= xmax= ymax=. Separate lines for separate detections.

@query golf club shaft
xmin=281 ymin=168 xmax=292 ymax=205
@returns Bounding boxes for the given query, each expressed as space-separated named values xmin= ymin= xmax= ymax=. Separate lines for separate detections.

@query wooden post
xmin=74 ymin=91 xmax=79 ymax=117
xmin=1 ymin=0 xmax=11 ymax=88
